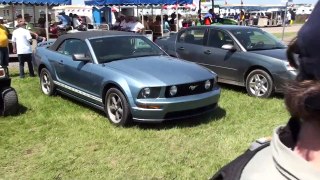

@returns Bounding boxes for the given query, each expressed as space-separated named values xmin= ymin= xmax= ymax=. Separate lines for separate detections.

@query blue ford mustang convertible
xmin=33 ymin=31 xmax=220 ymax=126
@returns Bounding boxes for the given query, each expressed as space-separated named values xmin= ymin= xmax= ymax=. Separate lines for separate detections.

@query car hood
xmin=106 ymin=56 xmax=214 ymax=86
xmin=249 ymin=48 xmax=287 ymax=61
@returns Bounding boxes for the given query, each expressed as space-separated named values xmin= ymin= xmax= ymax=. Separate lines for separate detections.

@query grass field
xmin=272 ymin=32 xmax=297 ymax=41
xmin=0 ymin=68 xmax=290 ymax=179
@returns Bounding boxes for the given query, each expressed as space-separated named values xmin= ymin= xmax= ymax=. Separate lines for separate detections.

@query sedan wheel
xmin=105 ymin=88 xmax=132 ymax=126
xmin=40 ymin=68 xmax=55 ymax=96
xmin=246 ymin=69 xmax=273 ymax=98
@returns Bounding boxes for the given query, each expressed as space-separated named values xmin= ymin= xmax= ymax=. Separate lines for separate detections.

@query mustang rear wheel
xmin=246 ymin=69 xmax=273 ymax=98
xmin=40 ymin=68 xmax=55 ymax=96
xmin=105 ymin=88 xmax=132 ymax=126
xmin=0 ymin=87 xmax=18 ymax=116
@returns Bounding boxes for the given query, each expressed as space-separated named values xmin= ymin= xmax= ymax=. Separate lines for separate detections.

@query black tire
xmin=245 ymin=69 xmax=274 ymax=98
xmin=40 ymin=68 xmax=56 ymax=96
xmin=0 ymin=87 xmax=18 ymax=116
xmin=105 ymin=88 xmax=132 ymax=126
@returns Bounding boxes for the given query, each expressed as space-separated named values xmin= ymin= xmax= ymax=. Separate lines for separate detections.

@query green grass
xmin=272 ymin=32 xmax=297 ymax=40
xmin=0 ymin=68 xmax=290 ymax=179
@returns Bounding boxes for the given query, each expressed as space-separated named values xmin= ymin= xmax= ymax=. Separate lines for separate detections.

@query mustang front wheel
xmin=40 ymin=68 xmax=56 ymax=96
xmin=246 ymin=69 xmax=273 ymax=98
xmin=105 ymin=88 xmax=132 ymax=126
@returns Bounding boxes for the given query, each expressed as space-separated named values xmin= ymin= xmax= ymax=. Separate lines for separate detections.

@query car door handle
xmin=204 ymin=50 xmax=211 ymax=55
xmin=178 ymin=47 xmax=184 ymax=50
xmin=58 ymin=60 xmax=64 ymax=65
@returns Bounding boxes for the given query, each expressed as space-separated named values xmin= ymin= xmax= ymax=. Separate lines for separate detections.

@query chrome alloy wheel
xmin=41 ymin=72 xmax=51 ymax=95
xmin=248 ymin=74 xmax=269 ymax=97
xmin=107 ymin=93 xmax=124 ymax=123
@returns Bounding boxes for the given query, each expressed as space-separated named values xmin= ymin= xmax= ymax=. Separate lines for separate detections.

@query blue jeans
xmin=18 ymin=53 xmax=35 ymax=78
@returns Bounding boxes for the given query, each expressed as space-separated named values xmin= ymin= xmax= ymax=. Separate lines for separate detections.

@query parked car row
xmin=31 ymin=26 xmax=296 ymax=126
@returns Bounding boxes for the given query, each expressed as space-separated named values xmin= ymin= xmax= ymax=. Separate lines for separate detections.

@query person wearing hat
xmin=0 ymin=16 xmax=10 ymax=70
xmin=12 ymin=18 xmax=35 ymax=78
xmin=57 ymin=11 xmax=71 ymax=30
xmin=211 ymin=2 xmax=320 ymax=179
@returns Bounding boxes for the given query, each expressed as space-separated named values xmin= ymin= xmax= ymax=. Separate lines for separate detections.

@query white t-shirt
xmin=130 ymin=22 xmax=144 ymax=32
xmin=73 ymin=17 xmax=81 ymax=28
xmin=287 ymin=13 xmax=291 ymax=21
xmin=12 ymin=27 xmax=32 ymax=54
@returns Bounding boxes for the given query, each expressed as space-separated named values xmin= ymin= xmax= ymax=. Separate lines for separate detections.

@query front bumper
xmin=129 ymin=87 xmax=221 ymax=122
xmin=273 ymin=70 xmax=297 ymax=93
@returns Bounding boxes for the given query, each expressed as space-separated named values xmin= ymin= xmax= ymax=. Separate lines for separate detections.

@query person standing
xmin=211 ymin=2 xmax=320 ymax=179
xmin=286 ymin=11 xmax=292 ymax=26
xmin=57 ymin=12 xmax=71 ymax=29
xmin=0 ymin=17 xmax=10 ymax=72
xmin=203 ymin=9 xmax=213 ymax=25
xmin=12 ymin=19 xmax=35 ymax=78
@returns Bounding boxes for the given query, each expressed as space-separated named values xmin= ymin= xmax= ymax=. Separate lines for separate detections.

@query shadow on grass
xmin=16 ymin=104 xmax=28 ymax=115
xmin=58 ymin=93 xmax=226 ymax=129
xmin=218 ymin=83 xmax=247 ymax=94
xmin=135 ymin=106 xmax=226 ymax=130
xmin=4 ymin=103 xmax=28 ymax=117
xmin=218 ymin=83 xmax=284 ymax=100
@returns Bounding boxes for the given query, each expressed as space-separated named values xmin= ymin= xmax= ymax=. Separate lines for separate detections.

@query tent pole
xmin=151 ymin=5 xmax=153 ymax=17
xmin=141 ymin=6 xmax=144 ymax=26
xmin=136 ymin=5 xmax=138 ymax=17
xmin=45 ymin=4 xmax=49 ymax=40
xmin=160 ymin=5 xmax=163 ymax=37
xmin=33 ymin=5 xmax=36 ymax=24
xmin=21 ymin=4 xmax=25 ymax=19
xmin=212 ymin=0 xmax=214 ymax=14
xmin=198 ymin=0 xmax=201 ymax=24
xmin=176 ymin=1 xmax=178 ymax=31
xmin=11 ymin=4 xmax=15 ymax=24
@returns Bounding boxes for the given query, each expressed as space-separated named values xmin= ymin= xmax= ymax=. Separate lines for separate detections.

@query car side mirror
xmin=221 ymin=44 xmax=236 ymax=52
xmin=72 ymin=53 xmax=91 ymax=62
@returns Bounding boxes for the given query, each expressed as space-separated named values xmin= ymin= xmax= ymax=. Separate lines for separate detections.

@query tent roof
xmin=84 ymin=0 xmax=193 ymax=6
xmin=0 ymin=0 xmax=71 ymax=5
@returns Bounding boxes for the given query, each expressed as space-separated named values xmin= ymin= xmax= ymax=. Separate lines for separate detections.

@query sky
xmin=72 ymin=0 xmax=319 ymax=5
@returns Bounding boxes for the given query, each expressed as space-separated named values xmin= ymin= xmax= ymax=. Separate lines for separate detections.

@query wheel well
xmin=102 ymin=83 xmax=128 ymax=105
xmin=38 ymin=64 xmax=47 ymax=77
xmin=244 ymin=66 xmax=273 ymax=83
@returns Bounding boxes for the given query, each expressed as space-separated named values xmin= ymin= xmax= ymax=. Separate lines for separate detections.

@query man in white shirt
xmin=129 ymin=17 xmax=144 ymax=33
xmin=12 ymin=19 xmax=35 ymax=78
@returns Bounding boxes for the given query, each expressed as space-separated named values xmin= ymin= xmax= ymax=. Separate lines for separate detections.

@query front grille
xmin=165 ymin=79 xmax=214 ymax=98
xmin=164 ymin=103 xmax=217 ymax=120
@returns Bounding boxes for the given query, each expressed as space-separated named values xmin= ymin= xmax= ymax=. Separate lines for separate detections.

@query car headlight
xmin=204 ymin=80 xmax=211 ymax=90
xmin=141 ymin=87 xmax=150 ymax=98
xmin=137 ymin=87 xmax=161 ymax=99
xmin=169 ymin=85 xmax=177 ymax=96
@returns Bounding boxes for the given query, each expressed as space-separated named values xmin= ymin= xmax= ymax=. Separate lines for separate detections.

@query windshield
xmin=90 ymin=36 xmax=166 ymax=63
xmin=230 ymin=29 xmax=286 ymax=51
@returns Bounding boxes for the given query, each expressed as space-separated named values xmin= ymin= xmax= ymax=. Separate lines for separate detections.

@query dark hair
xmin=285 ymin=80 xmax=320 ymax=122
xmin=285 ymin=38 xmax=320 ymax=122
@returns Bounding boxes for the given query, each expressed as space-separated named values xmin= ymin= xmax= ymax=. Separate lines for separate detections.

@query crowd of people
xmin=0 ymin=16 xmax=35 ymax=78
xmin=111 ymin=12 xmax=187 ymax=34
xmin=55 ymin=12 xmax=87 ymax=31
